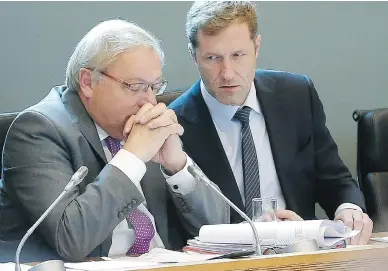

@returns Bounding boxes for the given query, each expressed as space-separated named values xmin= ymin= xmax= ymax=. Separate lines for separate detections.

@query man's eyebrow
xmin=125 ymin=76 xmax=162 ymax=84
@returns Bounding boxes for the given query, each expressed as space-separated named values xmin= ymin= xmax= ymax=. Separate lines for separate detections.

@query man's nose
xmin=137 ymin=87 xmax=157 ymax=108
xmin=145 ymin=86 xmax=157 ymax=105
xmin=220 ymin=58 xmax=236 ymax=81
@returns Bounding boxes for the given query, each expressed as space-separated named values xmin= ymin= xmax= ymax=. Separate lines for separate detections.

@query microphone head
xmin=74 ymin=166 xmax=88 ymax=185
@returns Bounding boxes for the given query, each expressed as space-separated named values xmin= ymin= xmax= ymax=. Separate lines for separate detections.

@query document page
xmin=0 ymin=263 xmax=31 ymax=271
xmin=65 ymin=259 xmax=159 ymax=271
xmin=198 ymin=220 xmax=359 ymax=247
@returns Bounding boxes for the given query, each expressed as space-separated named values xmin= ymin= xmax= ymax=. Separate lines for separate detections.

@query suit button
xmin=131 ymin=199 xmax=138 ymax=207
xmin=123 ymin=207 xmax=129 ymax=214
xmin=127 ymin=203 xmax=132 ymax=209
xmin=118 ymin=211 xmax=125 ymax=220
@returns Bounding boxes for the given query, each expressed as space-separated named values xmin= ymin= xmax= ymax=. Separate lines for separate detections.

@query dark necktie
xmin=233 ymin=106 xmax=261 ymax=217
xmin=104 ymin=136 xmax=155 ymax=255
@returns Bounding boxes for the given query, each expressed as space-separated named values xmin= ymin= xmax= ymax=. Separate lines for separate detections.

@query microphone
xmin=187 ymin=164 xmax=262 ymax=255
xmin=15 ymin=166 xmax=89 ymax=271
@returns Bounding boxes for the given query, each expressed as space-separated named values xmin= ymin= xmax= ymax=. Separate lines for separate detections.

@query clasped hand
xmin=123 ymin=102 xmax=186 ymax=174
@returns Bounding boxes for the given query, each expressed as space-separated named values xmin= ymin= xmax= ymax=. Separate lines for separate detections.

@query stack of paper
xmin=185 ymin=220 xmax=359 ymax=254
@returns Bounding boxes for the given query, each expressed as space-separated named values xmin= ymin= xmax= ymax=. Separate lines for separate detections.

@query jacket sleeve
xmin=2 ymin=110 xmax=145 ymax=261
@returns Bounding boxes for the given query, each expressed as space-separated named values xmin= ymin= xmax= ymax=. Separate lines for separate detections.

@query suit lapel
xmin=61 ymin=88 xmax=107 ymax=164
xmin=254 ymin=71 xmax=297 ymax=209
xmin=177 ymin=82 xmax=245 ymax=222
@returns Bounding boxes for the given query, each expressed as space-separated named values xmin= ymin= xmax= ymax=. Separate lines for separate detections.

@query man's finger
xmin=162 ymin=123 xmax=184 ymax=136
xmin=335 ymin=210 xmax=354 ymax=229
xmin=166 ymin=109 xmax=178 ymax=123
xmin=358 ymin=213 xmax=373 ymax=245
xmin=275 ymin=209 xmax=303 ymax=221
xmin=263 ymin=213 xmax=274 ymax=222
xmin=138 ymin=103 xmax=166 ymax=124
xmin=148 ymin=111 xmax=177 ymax=129
xmin=135 ymin=103 xmax=155 ymax=123
xmin=123 ymin=115 xmax=136 ymax=139
xmin=351 ymin=211 xmax=363 ymax=245
xmin=352 ymin=210 xmax=364 ymax=230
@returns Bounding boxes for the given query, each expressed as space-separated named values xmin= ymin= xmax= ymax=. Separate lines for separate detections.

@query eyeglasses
xmin=91 ymin=69 xmax=168 ymax=95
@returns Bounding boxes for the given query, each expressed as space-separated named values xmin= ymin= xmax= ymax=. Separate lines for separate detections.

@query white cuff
xmin=162 ymin=155 xmax=197 ymax=195
xmin=335 ymin=203 xmax=363 ymax=217
xmin=109 ymin=149 xmax=147 ymax=197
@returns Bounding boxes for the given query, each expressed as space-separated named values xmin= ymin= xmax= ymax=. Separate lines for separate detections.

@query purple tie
xmin=104 ymin=136 xmax=155 ymax=255
xmin=104 ymin=136 xmax=122 ymax=157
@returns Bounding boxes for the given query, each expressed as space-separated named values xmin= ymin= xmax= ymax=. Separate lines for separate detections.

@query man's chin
xmin=215 ymin=91 xmax=247 ymax=106
xmin=216 ymin=95 xmax=245 ymax=106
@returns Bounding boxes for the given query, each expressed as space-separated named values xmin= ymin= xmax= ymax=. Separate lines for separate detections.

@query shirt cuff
xmin=335 ymin=203 xmax=363 ymax=217
xmin=162 ymin=155 xmax=197 ymax=195
xmin=109 ymin=149 xmax=147 ymax=196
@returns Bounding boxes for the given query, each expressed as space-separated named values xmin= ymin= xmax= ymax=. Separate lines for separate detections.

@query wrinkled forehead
xmin=196 ymin=23 xmax=256 ymax=55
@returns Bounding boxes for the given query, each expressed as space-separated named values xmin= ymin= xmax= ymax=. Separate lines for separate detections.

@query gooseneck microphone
xmin=15 ymin=166 xmax=89 ymax=271
xmin=187 ymin=164 xmax=262 ymax=255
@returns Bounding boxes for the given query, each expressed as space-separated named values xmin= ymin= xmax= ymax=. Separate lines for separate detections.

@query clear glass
xmin=252 ymin=198 xmax=277 ymax=222
xmin=96 ymin=69 xmax=168 ymax=95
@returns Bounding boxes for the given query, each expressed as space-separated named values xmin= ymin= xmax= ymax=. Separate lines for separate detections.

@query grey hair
xmin=186 ymin=1 xmax=257 ymax=50
xmin=65 ymin=19 xmax=165 ymax=91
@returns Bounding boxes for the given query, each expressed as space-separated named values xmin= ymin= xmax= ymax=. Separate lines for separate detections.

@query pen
xmin=207 ymin=250 xmax=255 ymax=260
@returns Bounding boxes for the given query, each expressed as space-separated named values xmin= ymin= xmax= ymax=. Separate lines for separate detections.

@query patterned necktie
xmin=104 ymin=136 xmax=155 ymax=255
xmin=233 ymin=106 xmax=261 ymax=217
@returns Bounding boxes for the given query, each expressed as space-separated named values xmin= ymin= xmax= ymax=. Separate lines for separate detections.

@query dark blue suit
xmin=169 ymin=69 xmax=366 ymax=223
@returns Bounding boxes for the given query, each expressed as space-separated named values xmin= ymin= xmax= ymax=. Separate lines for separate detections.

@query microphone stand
xmin=187 ymin=164 xmax=262 ymax=255
xmin=15 ymin=166 xmax=88 ymax=271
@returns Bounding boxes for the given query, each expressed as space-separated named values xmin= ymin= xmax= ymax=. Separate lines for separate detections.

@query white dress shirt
xmin=200 ymin=81 xmax=361 ymax=217
xmin=94 ymin=125 xmax=197 ymax=256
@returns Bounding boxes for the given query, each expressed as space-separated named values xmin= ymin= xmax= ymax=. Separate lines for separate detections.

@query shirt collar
xmin=200 ymin=80 xmax=262 ymax=131
xmin=95 ymin=123 xmax=109 ymax=142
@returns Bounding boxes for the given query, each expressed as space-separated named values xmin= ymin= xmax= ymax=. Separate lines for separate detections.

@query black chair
xmin=0 ymin=112 xmax=18 ymax=179
xmin=157 ymin=90 xmax=184 ymax=105
xmin=353 ymin=108 xmax=388 ymax=232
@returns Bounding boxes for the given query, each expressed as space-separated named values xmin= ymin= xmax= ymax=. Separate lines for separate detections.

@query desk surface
xmin=146 ymin=246 xmax=388 ymax=271
xmin=136 ymin=232 xmax=388 ymax=271
xmin=29 ymin=233 xmax=388 ymax=271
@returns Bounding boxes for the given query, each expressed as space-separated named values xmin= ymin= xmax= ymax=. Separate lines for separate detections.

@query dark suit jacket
xmin=0 ymin=86 xmax=191 ymax=262
xmin=169 ymin=69 xmax=366 ymax=223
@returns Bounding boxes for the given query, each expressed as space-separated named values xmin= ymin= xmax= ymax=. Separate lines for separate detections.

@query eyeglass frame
xmin=86 ymin=68 xmax=168 ymax=95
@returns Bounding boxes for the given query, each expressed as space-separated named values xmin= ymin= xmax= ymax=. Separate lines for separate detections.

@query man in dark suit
xmin=0 ymin=19 xmax=228 ymax=262
xmin=169 ymin=1 xmax=373 ymax=244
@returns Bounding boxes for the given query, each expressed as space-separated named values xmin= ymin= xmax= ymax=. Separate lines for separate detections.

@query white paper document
xmin=197 ymin=220 xmax=359 ymax=248
xmin=65 ymin=248 xmax=217 ymax=270
xmin=136 ymin=247 xmax=217 ymax=263
xmin=370 ymin=236 xmax=388 ymax=243
xmin=0 ymin=263 xmax=31 ymax=271
xmin=64 ymin=259 xmax=159 ymax=271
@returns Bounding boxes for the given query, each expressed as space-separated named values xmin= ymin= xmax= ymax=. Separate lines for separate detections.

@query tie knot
xmin=233 ymin=106 xmax=251 ymax=125
xmin=104 ymin=136 xmax=121 ymax=157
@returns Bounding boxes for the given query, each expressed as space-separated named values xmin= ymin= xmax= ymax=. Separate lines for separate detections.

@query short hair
xmin=186 ymin=1 xmax=258 ymax=50
xmin=65 ymin=19 xmax=165 ymax=91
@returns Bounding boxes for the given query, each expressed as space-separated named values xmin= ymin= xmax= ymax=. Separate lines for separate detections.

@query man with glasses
xmin=0 ymin=20 xmax=228 ymax=262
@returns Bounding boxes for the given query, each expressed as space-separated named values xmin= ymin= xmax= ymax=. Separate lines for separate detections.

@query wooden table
xmin=28 ymin=233 xmax=388 ymax=271
xmin=132 ymin=232 xmax=388 ymax=271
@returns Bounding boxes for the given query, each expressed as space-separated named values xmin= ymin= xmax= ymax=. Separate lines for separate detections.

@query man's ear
xmin=188 ymin=43 xmax=197 ymax=63
xmin=255 ymin=35 xmax=261 ymax=59
xmin=79 ymin=68 xmax=94 ymax=98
